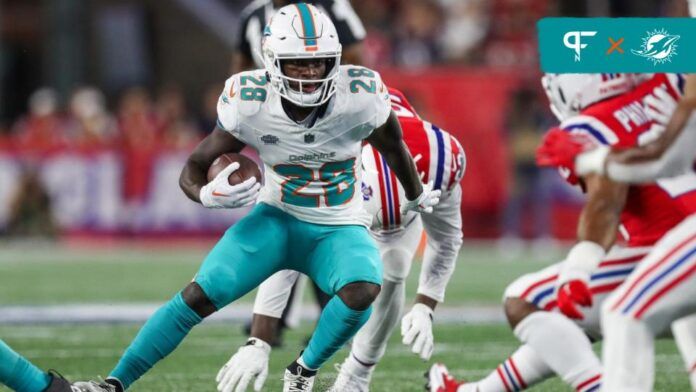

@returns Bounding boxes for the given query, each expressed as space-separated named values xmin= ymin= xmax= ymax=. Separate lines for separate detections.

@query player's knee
xmin=382 ymin=251 xmax=412 ymax=283
xmin=181 ymin=282 xmax=218 ymax=318
xmin=338 ymin=282 xmax=381 ymax=311
xmin=504 ymin=297 xmax=539 ymax=329
xmin=442 ymin=235 xmax=463 ymax=256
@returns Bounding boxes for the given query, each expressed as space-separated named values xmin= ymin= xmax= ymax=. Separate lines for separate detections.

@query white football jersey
xmin=217 ymin=65 xmax=391 ymax=226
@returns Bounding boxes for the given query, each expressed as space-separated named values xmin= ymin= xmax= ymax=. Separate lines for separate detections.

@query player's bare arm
xmin=366 ymin=112 xmax=423 ymax=200
xmin=249 ymin=313 xmax=280 ymax=344
xmin=505 ymin=174 xmax=629 ymax=324
xmin=179 ymin=127 xmax=247 ymax=202
xmin=546 ymin=174 xmax=630 ymax=320
xmin=577 ymin=174 xmax=629 ymax=250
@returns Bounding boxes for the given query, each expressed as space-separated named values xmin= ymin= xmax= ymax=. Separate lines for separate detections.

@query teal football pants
xmin=195 ymin=202 xmax=382 ymax=308
xmin=109 ymin=203 xmax=381 ymax=388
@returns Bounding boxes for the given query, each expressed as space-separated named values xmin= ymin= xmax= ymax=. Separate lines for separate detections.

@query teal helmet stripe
xmin=295 ymin=3 xmax=318 ymax=47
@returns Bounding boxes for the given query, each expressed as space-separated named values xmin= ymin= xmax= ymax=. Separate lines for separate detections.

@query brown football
xmin=207 ymin=153 xmax=263 ymax=185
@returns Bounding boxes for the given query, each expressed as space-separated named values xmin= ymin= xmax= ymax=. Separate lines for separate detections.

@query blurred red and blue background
xmin=0 ymin=0 xmax=689 ymax=243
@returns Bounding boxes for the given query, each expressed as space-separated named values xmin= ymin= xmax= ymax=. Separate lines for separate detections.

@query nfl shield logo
xmin=260 ymin=134 xmax=279 ymax=145
xmin=304 ymin=133 xmax=315 ymax=143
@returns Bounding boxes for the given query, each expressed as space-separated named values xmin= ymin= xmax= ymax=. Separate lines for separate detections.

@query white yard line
xmin=0 ymin=304 xmax=505 ymax=324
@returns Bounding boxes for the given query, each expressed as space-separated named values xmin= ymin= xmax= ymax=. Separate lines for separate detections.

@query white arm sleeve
xmin=605 ymin=112 xmax=696 ymax=183
xmin=252 ymin=270 xmax=301 ymax=318
xmin=417 ymin=184 xmax=463 ymax=302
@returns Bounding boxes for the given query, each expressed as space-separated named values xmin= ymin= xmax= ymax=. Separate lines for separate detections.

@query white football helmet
xmin=541 ymin=73 xmax=635 ymax=121
xmin=262 ymin=3 xmax=342 ymax=107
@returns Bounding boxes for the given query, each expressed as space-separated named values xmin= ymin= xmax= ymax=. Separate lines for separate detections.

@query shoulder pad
xmin=560 ymin=114 xmax=619 ymax=146
xmin=339 ymin=65 xmax=391 ymax=128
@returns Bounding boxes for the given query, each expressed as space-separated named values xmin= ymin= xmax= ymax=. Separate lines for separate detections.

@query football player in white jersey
xmin=73 ymin=4 xmax=438 ymax=392
xmin=536 ymin=70 xmax=696 ymax=391
xmin=215 ymin=89 xmax=466 ymax=392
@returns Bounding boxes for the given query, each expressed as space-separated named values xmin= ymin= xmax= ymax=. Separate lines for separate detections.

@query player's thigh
xmin=253 ymin=270 xmax=301 ymax=318
xmin=195 ymin=203 xmax=289 ymax=309
xmin=504 ymin=246 xmax=647 ymax=334
xmin=374 ymin=218 xmax=422 ymax=283
xmin=605 ymin=217 xmax=696 ymax=335
xmin=305 ymin=225 xmax=382 ymax=296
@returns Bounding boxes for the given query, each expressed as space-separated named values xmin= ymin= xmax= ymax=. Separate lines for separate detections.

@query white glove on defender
xmin=401 ymin=182 xmax=441 ymax=214
xmin=216 ymin=338 xmax=271 ymax=392
xmin=401 ymin=303 xmax=435 ymax=360
xmin=200 ymin=162 xmax=261 ymax=209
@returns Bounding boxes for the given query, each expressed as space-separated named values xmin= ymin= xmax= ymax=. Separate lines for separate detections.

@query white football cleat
xmin=329 ymin=359 xmax=372 ymax=392
xmin=283 ymin=359 xmax=316 ymax=392
xmin=426 ymin=363 xmax=467 ymax=392
xmin=72 ymin=381 xmax=117 ymax=392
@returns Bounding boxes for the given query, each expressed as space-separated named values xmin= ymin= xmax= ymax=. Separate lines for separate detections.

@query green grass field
xmin=0 ymin=323 xmax=689 ymax=391
xmin=0 ymin=243 xmax=691 ymax=391
xmin=0 ymin=242 xmax=556 ymax=305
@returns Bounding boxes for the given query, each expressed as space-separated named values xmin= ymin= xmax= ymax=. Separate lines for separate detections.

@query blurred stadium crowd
xmin=0 ymin=0 xmax=690 ymax=240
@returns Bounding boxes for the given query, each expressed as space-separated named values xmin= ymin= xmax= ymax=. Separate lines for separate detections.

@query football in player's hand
xmin=207 ymin=153 xmax=262 ymax=185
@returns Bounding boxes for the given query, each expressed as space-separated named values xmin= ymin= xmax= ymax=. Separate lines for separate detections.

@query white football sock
xmin=514 ymin=311 xmax=602 ymax=391
xmin=471 ymin=345 xmax=552 ymax=392
xmin=672 ymin=314 xmax=696 ymax=391
xmin=601 ymin=309 xmax=654 ymax=391
xmin=339 ymin=352 xmax=374 ymax=380
xmin=351 ymin=278 xmax=405 ymax=369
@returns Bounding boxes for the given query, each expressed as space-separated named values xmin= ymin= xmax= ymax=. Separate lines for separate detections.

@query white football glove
xmin=644 ymin=86 xmax=678 ymax=126
xmin=401 ymin=303 xmax=434 ymax=361
xmin=200 ymin=162 xmax=261 ymax=209
xmin=401 ymin=182 xmax=441 ymax=214
xmin=216 ymin=338 xmax=271 ymax=392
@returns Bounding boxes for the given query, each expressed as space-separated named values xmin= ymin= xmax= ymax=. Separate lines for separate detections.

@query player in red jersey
xmin=536 ymin=71 xmax=696 ymax=391
xmin=429 ymin=73 xmax=696 ymax=392
xmin=213 ymin=89 xmax=466 ymax=392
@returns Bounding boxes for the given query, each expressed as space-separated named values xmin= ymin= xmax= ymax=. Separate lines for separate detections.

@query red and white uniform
xmin=505 ymin=73 xmax=694 ymax=338
xmin=253 ymin=88 xmax=465 ymax=349
xmin=359 ymin=87 xmax=465 ymax=301
xmin=561 ymin=73 xmax=692 ymax=246
xmin=592 ymin=74 xmax=696 ymax=332
xmin=362 ymin=88 xmax=465 ymax=235
xmin=588 ymin=75 xmax=696 ymax=391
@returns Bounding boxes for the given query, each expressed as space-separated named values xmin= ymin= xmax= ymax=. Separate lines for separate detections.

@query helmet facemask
xmin=264 ymin=49 xmax=341 ymax=107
